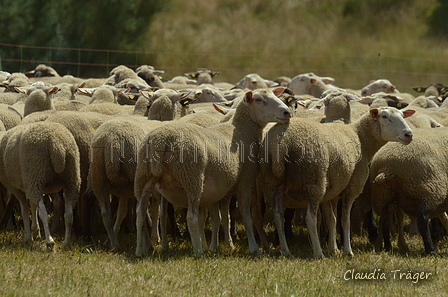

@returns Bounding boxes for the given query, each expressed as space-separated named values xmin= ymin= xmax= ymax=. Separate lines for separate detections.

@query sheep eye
xmin=381 ymin=115 xmax=388 ymax=119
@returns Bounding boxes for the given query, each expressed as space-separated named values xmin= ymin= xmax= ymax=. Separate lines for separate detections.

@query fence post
xmin=378 ymin=53 xmax=382 ymax=78
xmin=0 ymin=53 xmax=2 ymax=71
xmin=107 ymin=49 xmax=110 ymax=75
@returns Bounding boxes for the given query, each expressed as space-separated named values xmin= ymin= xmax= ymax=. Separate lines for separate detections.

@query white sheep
xmin=361 ymin=79 xmax=399 ymax=96
xmin=261 ymin=106 xmax=414 ymax=258
xmin=235 ymin=73 xmax=270 ymax=90
xmin=25 ymin=64 xmax=60 ymax=78
xmin=185 ymin=68 xmax=220 ymax=85
xmin=0 ymin=121 xmax=80 ymax=248
xmin=134 ymin=88 xmax=292 ymax=257
xmin=135 ymin=65 xmax=165 ymax=89
xmin=89 ymin=93 xmax=193 ymax=249
xmin=370 ymin=127 xmax=448 ymax=254
xmin=287 ymin=72 xmax=340 ymax=97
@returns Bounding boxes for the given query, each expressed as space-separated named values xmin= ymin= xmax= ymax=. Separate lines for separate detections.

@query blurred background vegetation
xmin=2 ymin=0 xmax=448 ymax=92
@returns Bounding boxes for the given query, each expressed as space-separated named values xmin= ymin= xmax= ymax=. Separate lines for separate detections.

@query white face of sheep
xmin=371 ymin=107 xmax=415 ymax=144
xmin=243 ymin=88 xmax=292 ymax=125
xmin=361 ymin=79 xmax=396 ymax=96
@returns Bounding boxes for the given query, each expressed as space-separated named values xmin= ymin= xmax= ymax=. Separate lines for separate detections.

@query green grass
xmin=1 ymin=227 xmax=448 ymax=296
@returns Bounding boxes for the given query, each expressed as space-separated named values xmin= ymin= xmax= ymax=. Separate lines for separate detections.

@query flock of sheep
xmin=0 ymin=63 xmax=447 ymax=258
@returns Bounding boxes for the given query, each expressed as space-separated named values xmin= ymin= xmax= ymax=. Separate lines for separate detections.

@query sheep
xmin=261 ymin=106 xmax=414 ymax=258
xmin=25 ymin=64 xmax=60 ymax=78
xmin=185 ymin=68 xmax=220 ymax=85
xmin=0 ymin=104 xmax=22 ymax=131
xmin=235 ymin=73 xmax=269 ymax=90
xmin=412 ymin=83 xmax=446 ymax=98
xmin=89 ymin=93 xmax=194 ymax=249
xmin=13 ymin=85 xmax=59 ymax=117
xmin=361 ymin=79 xmax=399 ymax=96
xmin=370 ymin=127 xmax=448 ymax=254
xmin=287 ymin=72 xmax=341 ymax=98
xmin=190 ymin=86 xmax=227 ymax=103
xmin=109 ymin=65 xmax=140 ymax=85
xmin=135 ymin=65 xmax=165 ymax=89
xmin=166 ymin=76 xmax=197 ymax=85
xmin=0 ymin=121 xmax=80 ymax=248
xmin=133 ymin=88 xmax=292 ymax=257
xmin=0 ymin=72 xmax=30 ymax=92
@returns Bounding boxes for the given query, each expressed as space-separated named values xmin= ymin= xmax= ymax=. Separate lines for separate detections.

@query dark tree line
xmin=0 ymin=0 xmax=167 ymax=77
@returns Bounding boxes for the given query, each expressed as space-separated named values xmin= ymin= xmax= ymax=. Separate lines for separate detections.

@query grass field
xmin=1 ymin=224 xmax=448 ymax=296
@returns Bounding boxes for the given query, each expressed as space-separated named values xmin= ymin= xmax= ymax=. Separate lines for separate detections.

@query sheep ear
xmin=185 ymin=72 xmax=198 ymax=79
xmin=213 ymin=103 xmax=229 ymax=115
xmin=117 ymin=87 xmax=131 ymax=94
xmin=179 ymin=98 xmax=194 ymax=106
xmin=402 ymin=109 xmax=415 ymax=118
xmin=224 ymin=101 xmax=234 ymax=107
xmin=14 ymin=87 xmax=27 ymax=94
xmin=310 ymin=78 xmax=317 ymax=85
xmin=359 ymin=97 xmax=374 ymax=105
xmin=321 ymin=77 xmax=335 ymax=84
xmin=412 ymin=86 xmax=426 ymax=93
xmin=77 ymin=88 xmax=95 ymax=96
xmin=139 ymin=90 xmax=153 ymax=100
xmin=272 ymin=87 xmax=286 ymax=97
xmin=244 ymin=91 xmax=253 ymax=103
xmin=46 ymin=86 xmax=59 ymax=95
xmin=370 ymin=108 xmax=379 ymax=119
xmin=212 ymin=71 xmax=220 ymax=77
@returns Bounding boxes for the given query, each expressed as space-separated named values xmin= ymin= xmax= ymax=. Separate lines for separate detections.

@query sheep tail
xmin=49 ymin=140 xmax=67 ymax=174
xmin=104 ymin=137 xmax=121 ymax=182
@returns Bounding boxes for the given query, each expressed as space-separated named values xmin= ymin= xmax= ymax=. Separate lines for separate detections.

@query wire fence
xmin=2 ymin=43 xmax=448 ymax=91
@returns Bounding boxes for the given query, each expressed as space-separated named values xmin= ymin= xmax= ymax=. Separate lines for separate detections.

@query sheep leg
xmin=321 ymin=199 xmax=339 ymax=254
xmin=252 ymin=183 xmax=270 ymax=253
xmin=199 ymin=207 xmax=208 ymax=252
xmin=158 ymin=196 xmax=168 ymax=251
xmin=36 ymin=199 xmax=55 ymax=249
xmin=220 ymin=196 xmax=234 ymax=249
xmin=306 ymin=201 xmax=324 ymax=258
xmin=16 ymin=192 xmax=32 ymax=245
xmin=417 ymin=207 xmax=436 ymax=255
xmin=237 ymin=187 xmax=262 ymax=256
xmin=150 ymin=192 xmax=161 ymax=246
xmin=273 ymin=192 xmax=291 ymax=257
xmin=395 ymin=207 xmax=409 ymax=253
xmin=50 ymin=192 xmax=63 ymax=234
xmin=186 ymin=200 xmax=203 ymax=257
xmin=136 ymin=180 xmax=156 ymax=257
xmin=438 ymin=212 xmax=448 ymax=232
xmin=63 ymin=198 xmax=74 ymax=248
xmin=208 ymin=202 xmax=221 ymax=252
xmin=113 ymin=196 xmax=128 ymax=237
xmin=30 ymin=201 xmax=41 ymax=240
xmin=99 ymin=193 xmax=120 ymax=249
xmin=340 ymin=198 xmax=354 ymax=257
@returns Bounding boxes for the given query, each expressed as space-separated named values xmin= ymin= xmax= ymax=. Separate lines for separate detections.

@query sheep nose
xmin=361 ymin=90 xmax=367 ymax=96
xmin=283 ymin=110 xmax=292 ymax=118
xmin=404 ymin=132 xmax=413 ymax=140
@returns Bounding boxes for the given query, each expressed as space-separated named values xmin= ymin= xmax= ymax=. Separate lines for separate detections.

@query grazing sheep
xmin=0 ymin=104 xmax=22 ymax=130
xmin=261 ymin=106 xmax=414 ymax=258
xmin=0 ymin=121 xmax=80 ymax=248
xmin=412 ymin=83 xmax=446 ymax=98
xmin=135 ymin=65 xmax=165 ymax=89
xmin=134 ymin=88 xmax=292 ymax=257
xmin=361 ymin=79 xmax=399 ymax=96
xmin=370 ymin=128 xmax=448 ymax=254
xmin=287 ymin=72 xmax=340 ymax=97
xmin=13 ymin=85 xmax=58 ymax=117
xmin=166 ymin=76 xmax=197 ymax=85
xmin=235 ymin=73 xmax=269 ymax=90
xmin=185 ymin=68 xmax=220 ymax=85
xmin=0 ymin=73 xmax=30 ymax=92
xmin=25 ymin=64 xmax=60 ymax=78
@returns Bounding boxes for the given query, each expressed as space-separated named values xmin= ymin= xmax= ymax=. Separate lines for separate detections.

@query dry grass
xmin=1 ymin=225 xmax=448 ymax=296
xmin=139 ymin=0 xmax=448 ymax=94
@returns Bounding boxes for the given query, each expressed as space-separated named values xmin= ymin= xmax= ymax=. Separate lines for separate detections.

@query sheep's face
xmin=361 ymin=79 xmax=396 ymax=96
xmin=371 ymin=107 xmax=414 ymax=144
xmin=243 ymin=88 xmax=292 ymax=125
